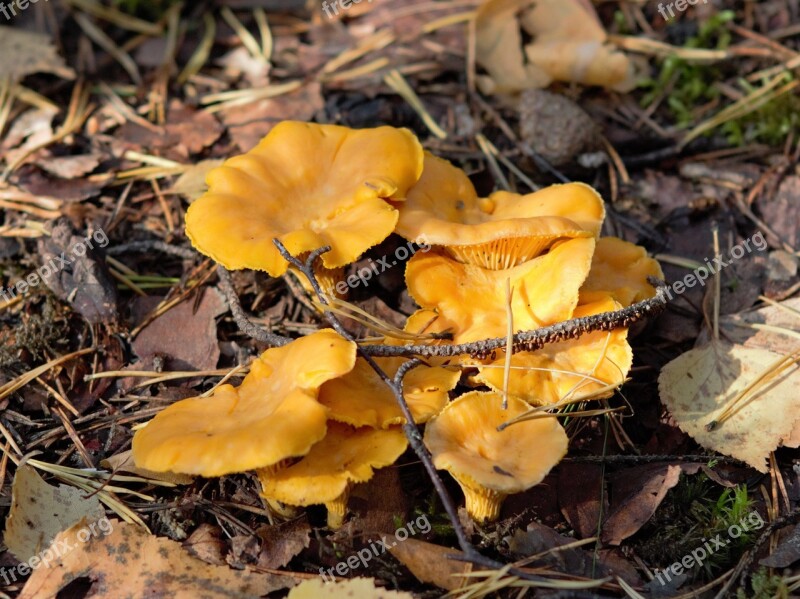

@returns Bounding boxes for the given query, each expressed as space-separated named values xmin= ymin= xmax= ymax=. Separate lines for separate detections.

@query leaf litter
xmin=1 ymin=0 xmax=800 ymax=597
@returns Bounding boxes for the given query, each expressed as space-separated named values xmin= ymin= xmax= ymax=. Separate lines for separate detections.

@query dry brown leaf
xmin=287 ymin=577 xmax=414 ymax=598
xmin=219 ymin=81 xmax=324 ymax=152
xmin=760 ymin=524 xmax=800 ymax=568
xmin=388 ymin=538 xmax=470 ymax=591
xmin=182 ymin=523 xmax=228 ymax=566
xmin=659 ymin=340 xmax=800 ymax=473
xmin=35 ymin=153 xmax=103 ymax=179
xmin=18 ymin=519 xmax=298 ymax=598
xmin=255 ymin=518 xmax=312 ymax=569
xmin=601 ymin=464 xmax=684 ymax=546
xmin=475 ymin=0 xmax=636 ymax=93
xmin=4 ymin=465 xmax=105 ymax=562
xmin=131 ymin=287 xmax=227 ymax=371
xmin=0 ymin=27 xmax=75 ymax=81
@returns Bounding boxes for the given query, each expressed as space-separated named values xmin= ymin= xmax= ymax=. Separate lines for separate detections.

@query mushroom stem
xmin=288 ymin=261 xmax=346 ymax=300
xmin=325 ymin=484 xmax=352 ymax=529
xmin=264 ymin=498 xmax=301 ymax=519
xmin=459 ymin=481 xmax=507 ymax=524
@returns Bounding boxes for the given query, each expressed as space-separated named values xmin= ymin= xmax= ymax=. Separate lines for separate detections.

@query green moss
xmin=634 ymin=471 xmax=760 ymax=582
xmin=640 ymin=10 xmax=798 ymax=147
xmin=738 ymin=568 xmax=790 ymax=599
xmin=720 ymin=75 xmax=800 ymax=146
xmin=640 ymin=11 xmax=735 ymax=129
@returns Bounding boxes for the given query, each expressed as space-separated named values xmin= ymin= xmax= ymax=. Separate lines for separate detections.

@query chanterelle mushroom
xmin=394 ymin=153 xmax=604 ymax=269
xmin=470 ymin=295 xmax=634 ymax=405
xmin=579 ymin=236 xmax=665 ymax=306
xmin=257 ymin=422 xmax=408 ymax=528
xmin=318 ymin=357 xmax=460 ymax=429
xmin=468 ymin=237 xmax=663 ymax=405
xmin=185 ymin=121 xmax=424 ymax=277
xmin=132 ymin=330 xmax=356 ymax=477
xmin=424 ymin=391 xmax=568 ymax=522
xmin=404 ymin=237 xmax=596 ymax=344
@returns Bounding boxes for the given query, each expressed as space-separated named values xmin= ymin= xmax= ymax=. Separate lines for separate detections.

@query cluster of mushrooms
xmin=132 ymin=121 xmax=663 ymax=525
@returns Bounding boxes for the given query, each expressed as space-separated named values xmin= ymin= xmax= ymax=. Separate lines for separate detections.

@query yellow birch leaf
xmin=659 ymin=341 xmax=800 ymax=473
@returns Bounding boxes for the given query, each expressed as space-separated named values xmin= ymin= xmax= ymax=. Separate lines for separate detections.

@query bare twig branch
xmin=361 ymin=279 xmax=669 ymax=358
xmin=216 ymin=267 xmax=291 ymax=347
xmin=107 ymin=240 xmax=198 ymax=260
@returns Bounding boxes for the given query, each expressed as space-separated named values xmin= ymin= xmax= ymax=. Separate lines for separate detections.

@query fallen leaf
xmin=219 ymin=81 xmax=324 ymax=152
xmin=18 ymin=168 xmax=106 ymax=203
xmin=760 ymin=524 xmax=800 ymax=568
xmin=288 ymin=577 xmax=414 ymax=598
xmin=704 ymin=297 xmax=800 ymax=356
xmin=659 ymin=340 xmax=800 ymax=472
xmin=507 ymin=523 xmax=638 ymax=584
xmin=132 ymin=287 xmax=227 ymax=371
xmin=756 ymin=176 xmax=800 ymax=250
xmin=115 ymin=101 xmax=223 ymax=161
xmin=388 ymin=538 xmax=470 ymax=591
xmin=164 ymin=101 xmax=224 ymax=156
xmin=35 ymin=153 xmax=103 ymax=179
xmin=602 ymin=464 xmax=689 ymax=545
xmin=183 ymin=524 xmax=228 ymax=566
xmin=255 ymin=518 xmax=312 ymax=569
xmin=18 ymin=519 xmax=298 ymax=598
xmin=4 ymin=465 xmax=105 ymax=562
xmin=0 ymin=27 xmax=75 ymax=81
xmin=37 ymin=219 xmax=118 ymax=324
xmin=0 ymin=108 xmax=56 ymax=157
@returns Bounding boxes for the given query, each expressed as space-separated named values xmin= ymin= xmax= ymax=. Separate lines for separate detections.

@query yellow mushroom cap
xmin=424 ymin=391 xmax=568 ymax=522
xmin=579 ymin=236 xmax=664 ymax=307
xmin=405 ymin=238 xmax=596 ymax=344
xmin=132 ymin=330 xmax=357 ymax=477
xmin=257 ymin=423 xmax=408 ymax=526
xmin=318 ymin=357 xmax=459 ymax=428
xmin=471 ymin=296 xmax=633 ymax=405
xmin=185 ymin=121 xmax=424 ymax=276
xmin=394 ymin=154 xmax=604 ymax=269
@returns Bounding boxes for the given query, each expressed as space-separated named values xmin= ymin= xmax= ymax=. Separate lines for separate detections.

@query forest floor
xmin=1 ymin=0 xmax=800 ymax=597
